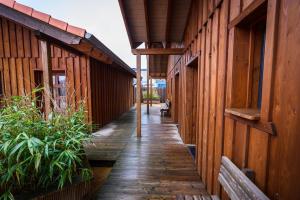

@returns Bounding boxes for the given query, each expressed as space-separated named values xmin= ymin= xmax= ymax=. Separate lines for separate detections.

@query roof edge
xmin=84 ymin=33 xmax=136 ymax=76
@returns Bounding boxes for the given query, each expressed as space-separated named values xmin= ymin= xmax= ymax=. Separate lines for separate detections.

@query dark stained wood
xmin=96 ymin=105 xmax=207 ymax=199
xmin=89 ymin=58 xmax=134 ymax=129
xmin=132 ymin=48 xmax=185 ymax=55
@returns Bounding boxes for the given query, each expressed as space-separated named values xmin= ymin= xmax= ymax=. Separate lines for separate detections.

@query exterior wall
xmin=90 ymin=58 xmax=134 ymax=128
xmin=0 ymin=16 xmax=90 ymax=119
xmin=0 ymin=16 xmax=134 ymax=127
xmin=167 ymin=0 xmax=300 ymax=199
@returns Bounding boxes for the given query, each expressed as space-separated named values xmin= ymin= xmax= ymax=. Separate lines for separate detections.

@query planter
xmin=13 ymin=160 xmax=113 ymax=200
xmin=14 ymin=177 xmax=97 ymax=200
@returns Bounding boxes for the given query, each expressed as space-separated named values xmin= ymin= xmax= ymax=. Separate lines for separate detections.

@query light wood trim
xmin=146 ymin=56 xmax=149 ymax=114
xmin=136 ymin=54 xmax=141 ymax=137
xmin=225 ymin=108 xmax=260 ymax=121
xmin=224 ymin=112 xmax=276 ymax=135
xmin=132 ymin=48 xmax=185 ymax=55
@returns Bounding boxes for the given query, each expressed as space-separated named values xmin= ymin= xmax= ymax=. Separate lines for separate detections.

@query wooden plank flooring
xmin=85 ymin=108 xmax=136 ymax=161
xmin=95 ymin=105 xmax=207 ymax=199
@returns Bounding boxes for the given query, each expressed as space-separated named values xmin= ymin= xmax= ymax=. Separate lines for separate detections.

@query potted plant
xmin=0 ymin=94 xmax=93 ymax=200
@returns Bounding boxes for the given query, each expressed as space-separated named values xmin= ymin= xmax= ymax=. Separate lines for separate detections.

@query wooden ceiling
xmin=119 ymin=0 xmax=192 ymax=78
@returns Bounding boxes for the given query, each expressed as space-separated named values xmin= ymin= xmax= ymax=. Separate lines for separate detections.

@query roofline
xmin=0 ymin=2 xmax=136 ymax=77
xmin=118 ymin=0 xmax=142 ymax=49
xmin=0 ymin=3 xmax=82 ymax=44
xmin=84 ymin=33 xmax=136 ymax=76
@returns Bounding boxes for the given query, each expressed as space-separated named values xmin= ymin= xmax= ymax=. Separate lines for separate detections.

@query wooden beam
xmin=165 ymin=0 xmax=172 ymax=44
xmin=40 ymin=40 xmax=53 ymax=119
xmin=136 ymin=54 xmax=142 ymax=137
xmin=132 ymin=48 xmax=185 ymax=55
xmin=143 ymin=0 xmax=150 ymax=43
xmin=228 ymin=0 xmax=267 ymax=29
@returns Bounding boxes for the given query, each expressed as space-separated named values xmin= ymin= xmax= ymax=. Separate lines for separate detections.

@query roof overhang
xmin=119 ymin=0 xmax=191 ymax=79
xmin=0 ymin=2 xmax=136 ymax=77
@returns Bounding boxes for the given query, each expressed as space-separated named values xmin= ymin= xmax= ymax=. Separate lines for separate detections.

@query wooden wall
xmin=0 ymin=16 xmax=90 ymax=117
xmin=167 ymin=0 xmax=300 ymax=199
xmin=90 ymin=58 xmax=134 ymax=128
xmin=0 ymin=16 xmax=134 ymax=128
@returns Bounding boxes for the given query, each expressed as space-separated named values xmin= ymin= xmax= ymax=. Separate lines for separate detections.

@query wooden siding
xmin=167 ymin=0 xmax=300 ymax=199
xmin=0 ymin=16 xmax=91 ymax=119
xmin=0 ymin=16 xmax=134 ymax=127
xmin=90 ymin=58 xmax=134 ymax=128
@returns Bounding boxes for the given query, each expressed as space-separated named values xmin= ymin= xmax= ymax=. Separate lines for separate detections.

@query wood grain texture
xmin=96 ymin=105 xmax=207 ymax=199
xmin=0 ymin=16 xmax=134 ymax=127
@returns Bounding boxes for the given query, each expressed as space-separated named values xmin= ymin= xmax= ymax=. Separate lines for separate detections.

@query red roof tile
xmin=67 ymin=24 xmax=86 ymax=37
xmin=0 ymin=0 xmax=14 ymax=7
xmin=14 ymin=2 xmax=33 ymax=15
xmin=49 ymin=17 xmax=68 ymax=31
xmin=0 ymin=0 xmax=86 ymax=37
xmin=32 ymin=10 xmax=50 ymax=23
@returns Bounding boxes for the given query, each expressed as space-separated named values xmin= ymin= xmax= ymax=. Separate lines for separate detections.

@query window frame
xmin=226 ymin=15 xmax=267 ymax=121
xmin=52 ymin=71 xmax=67 ymax=112
xmin=0 ymin=70 xmax=4 ymax=97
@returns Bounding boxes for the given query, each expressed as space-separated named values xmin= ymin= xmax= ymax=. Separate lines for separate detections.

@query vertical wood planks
xmin=40 ymin=40 xmax=53 ymax=118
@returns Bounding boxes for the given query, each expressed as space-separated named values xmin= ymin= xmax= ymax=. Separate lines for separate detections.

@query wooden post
xmin=136 ymin=54 xmax=141 ymax=137
xmin=40 ymin=40 xmax=53 ymax=119
xmin=150 ymin=78 xmax=153 ymax=106
xmin=146 ymin=56 xmax=150 ymax=114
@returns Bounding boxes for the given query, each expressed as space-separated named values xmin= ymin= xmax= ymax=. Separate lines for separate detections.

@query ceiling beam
xmin=143 ymin=0 xmax=150 ymax=43
xmin=132 ymin=48 xmax=185 ymax=55
xmin=118 ymin=0 xmax=139 ymax=48
xmin=164 ymin=0 xmax=172 ymax=46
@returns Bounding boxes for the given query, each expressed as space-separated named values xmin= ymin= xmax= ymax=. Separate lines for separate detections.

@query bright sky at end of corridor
xmin=17 ymin=0 xmax=146 ymax=69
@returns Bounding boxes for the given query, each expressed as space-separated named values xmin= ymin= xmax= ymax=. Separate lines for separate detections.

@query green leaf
xmin=35 ymin=153 xmax=42 ymax=172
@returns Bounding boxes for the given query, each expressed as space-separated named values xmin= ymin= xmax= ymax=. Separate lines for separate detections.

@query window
xmin=34 ymin=71 xmax=67 ymax=113
xmin=226 ymin=12 xmax=267 ymax=121
xmin=0 ymin=71 xmax=3 ymax=96
xmin=34 ymin=70 xmax=44 ymax=112
xmin=52 ymin=72 xmax=66 ymax=111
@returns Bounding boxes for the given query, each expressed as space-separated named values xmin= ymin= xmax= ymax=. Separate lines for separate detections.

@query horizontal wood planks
xmin=166 ymin=0 xmax=300 ymax=199
xmin=96 ymin=105 xmax=208 ymax=199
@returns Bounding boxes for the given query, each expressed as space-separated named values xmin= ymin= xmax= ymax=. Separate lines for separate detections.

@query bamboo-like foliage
xmin=0 ymin=93 xmax=92 ymax=200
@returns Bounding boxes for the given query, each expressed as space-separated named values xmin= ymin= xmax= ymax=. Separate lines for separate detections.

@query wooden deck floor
xmin=94 ymin=105 xmax=207 ymax=199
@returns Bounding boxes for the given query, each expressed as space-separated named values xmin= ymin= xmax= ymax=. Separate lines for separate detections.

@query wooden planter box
xmin=33 ymin=178 xmax=97 ymax=200
xmin=14 ymin=175 xmax=99 ymax=200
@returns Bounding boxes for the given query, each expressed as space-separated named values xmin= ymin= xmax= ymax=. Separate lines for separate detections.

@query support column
xmin=40 ymin=40 xmax=53 ymax=119
xmin=136 ymin=54 xmax=141 ymax=137
xmin=146 ymin=56 xmax=150 ymax=114
xmin=150 ymin=78 xmax=153 ymax=106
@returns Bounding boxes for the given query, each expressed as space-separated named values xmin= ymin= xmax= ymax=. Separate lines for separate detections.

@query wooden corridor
xmin=95 ymin=105 xmax=207 ymax=199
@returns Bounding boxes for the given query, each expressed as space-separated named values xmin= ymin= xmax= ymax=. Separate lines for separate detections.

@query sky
xmin=17 ymin=0 xmax=146 ymax=69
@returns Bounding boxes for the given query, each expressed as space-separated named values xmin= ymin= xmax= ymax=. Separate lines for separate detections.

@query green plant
xmin=142 ymin=91 xmax=160 ymax=100
xmin=0 ymin=94 xmax=92 ymax=200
